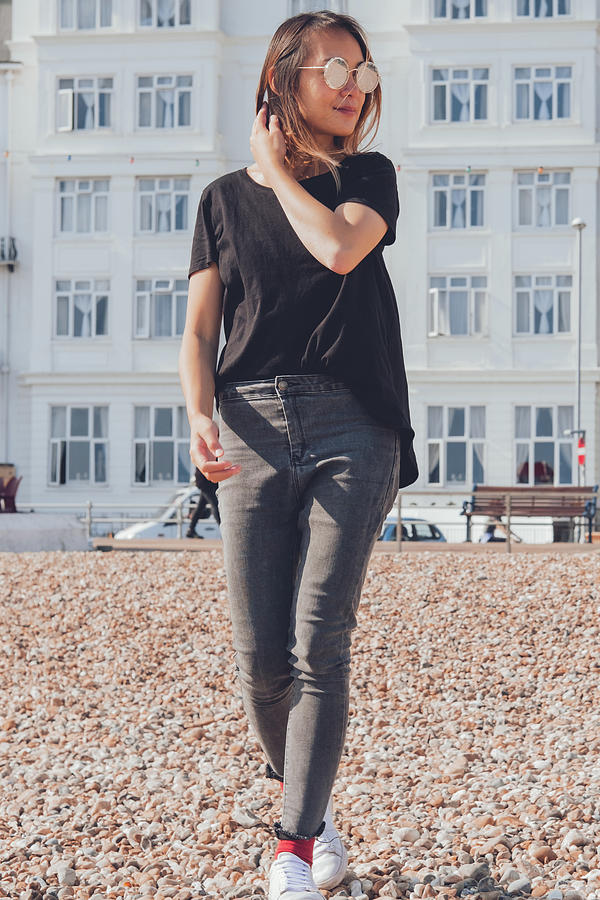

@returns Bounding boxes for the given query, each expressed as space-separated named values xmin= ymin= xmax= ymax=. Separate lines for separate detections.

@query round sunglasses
xmin=297 ymin=57 xmax=380 ymax=94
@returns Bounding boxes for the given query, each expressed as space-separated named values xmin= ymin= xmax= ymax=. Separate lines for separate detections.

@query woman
xmin=179 ymin=11 xmax=418 ymax=900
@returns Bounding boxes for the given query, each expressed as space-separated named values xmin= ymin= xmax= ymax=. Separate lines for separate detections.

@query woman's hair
xmin=255 ymin=11 xmax=382 ymax=187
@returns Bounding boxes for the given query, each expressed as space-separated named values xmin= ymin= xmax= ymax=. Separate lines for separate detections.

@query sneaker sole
xmin=313 ymin=841 xmax=348 ymax=891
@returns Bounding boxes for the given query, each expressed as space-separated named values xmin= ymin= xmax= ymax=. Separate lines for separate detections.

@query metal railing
xmin=16 ymin=490 xmax=597 ymax=551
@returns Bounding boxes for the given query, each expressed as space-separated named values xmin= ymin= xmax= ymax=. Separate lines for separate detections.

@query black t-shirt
xmin=188 ymin=151 xmax=418 ymax=488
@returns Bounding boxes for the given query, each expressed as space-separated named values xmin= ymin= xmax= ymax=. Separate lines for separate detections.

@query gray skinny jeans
xmin=215 ymin=374 xmax=400 ymax=840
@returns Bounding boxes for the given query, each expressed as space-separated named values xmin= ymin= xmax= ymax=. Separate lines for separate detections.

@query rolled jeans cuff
xmin=273 ymin=819 xmax=326 ymax=841
xmin=264 ymin=762 xmax=284 ymax=783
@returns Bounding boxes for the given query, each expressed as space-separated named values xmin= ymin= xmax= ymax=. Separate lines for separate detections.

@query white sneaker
xmin=268 ymin=851 xmax=325 ymax=900
xmin=312 ymin=796 xmax=348 ymax=891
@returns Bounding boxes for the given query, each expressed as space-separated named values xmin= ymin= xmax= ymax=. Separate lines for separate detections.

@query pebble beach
xmin=1 ymin=550 xmax=599 ymax=900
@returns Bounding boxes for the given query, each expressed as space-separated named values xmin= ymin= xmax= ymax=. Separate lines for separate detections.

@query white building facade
xmin=3 ymin=0 xmax=600 ymax=514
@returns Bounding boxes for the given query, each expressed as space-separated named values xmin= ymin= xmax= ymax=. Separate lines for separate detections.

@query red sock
xmin=275 ymin=837 xmax=315 ymax=866
xmin=275 ymin=782 xmax=315 ymax=866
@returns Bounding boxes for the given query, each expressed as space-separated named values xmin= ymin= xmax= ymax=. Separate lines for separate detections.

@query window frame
xmin=56 ymin=76 xmax=114 ymax=132
xmin=513 ymin=65 xmax=572 ymax=122
xmin=138 ymin=0 xmax=192 ymax=27
xmin=57 ymin=178 xmax=110 ymax=235
xmin=431 ymin=66 xmax=489 ymax=124
xmin=133 ymin=405 xmax=190 ymax=486
xmin=431 ymin=171 xmax=486 ymax=230
xmin=59 ymin=0 xmax=113 ymax=30
xmin=136 ymin=74 xmax=193 ymax=130
xmin=427 ymin=405 xmax=486 ymax=487
xmin=136 ymin=177 xmax=190 ymax=233
xmin=54 ymin=278 xmax=110 ymax=339
xmin=514 ymin=404 xmax=574 ymax=486
xmin=134 ymin=277 xmax=189 ymax=339
xmin=49 ymin=404 xmax=109 ymax=486
xmin=515 ymin=0 xmax=571 ymax=18
xmin=428 ymin=275 xmax=488 ymax=338
xmin=513 ymin=273 xmax=572 ymax=336
xmin=515 ymin=169 xmax=571 ymax=229
xmin=432 ymin=0 xmax=488 ymax=19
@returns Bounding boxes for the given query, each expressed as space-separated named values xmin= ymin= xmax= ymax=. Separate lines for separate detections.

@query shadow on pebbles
xmin=0 ymin=550 xmax=599 ymax=900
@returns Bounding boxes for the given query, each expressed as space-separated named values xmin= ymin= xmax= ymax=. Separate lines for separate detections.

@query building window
xmin=429 ymin=275 xmax=487 ymax=336
xmin=290 ymin=0 xmax=347 ymax=12
xmin=57 ymin=77 xmax=113 ymax=131
xmin=516 ymin=170 xmax=570 ymax=227
xmin=515 ymin=405 xmax=573 ymax=484
xmin=133 ymin=406 xmax=190 ymax=484
xmin=432 ymin=68 xmax=488 ymax=122
xmin=514 ymin=66 xmax=571 ymax=121
xmin=59 ymin=0 xmax=112 ymax=28
xmin=139 ymin=0 xmax=191 ymax=27
xmin=514 ymin=274 xmax=572 ymax=335
xmin=433 ymin=0 xmax=487 ymax=18
xmin=137 ymin=75 xmax=192 ymax=129
xmin=516 ymin=0 xmax=571 ymax=16
xmin=427 ymin=405 xmax=486 ymax=486
xmin=432 ymin=173 xmax=484 ymax=228
xmin=58 ymin=179 xmax=109 ymax=233
xmin=55 ymin=279 xmax=109 ymax=338
xmin=134 ymin=278 xmax=188 ymax=338
xmin=137 ymin=178 xmax=190 ymax=233
xmin=49 ymin=405 xmax=108 ymax=485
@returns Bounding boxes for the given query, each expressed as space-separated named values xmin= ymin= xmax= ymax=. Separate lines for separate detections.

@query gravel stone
xmin=1 ymin=550 xmax=600 ymax=899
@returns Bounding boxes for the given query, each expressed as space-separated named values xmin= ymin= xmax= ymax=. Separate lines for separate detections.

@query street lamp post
xmin=570 ymin=217 xmax=586 ymax=486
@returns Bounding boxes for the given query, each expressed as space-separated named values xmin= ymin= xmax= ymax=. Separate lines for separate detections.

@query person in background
xmin=186 ymin=466 xmax=221 ymax=538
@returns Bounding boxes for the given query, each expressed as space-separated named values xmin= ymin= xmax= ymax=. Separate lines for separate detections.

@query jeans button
xmin=278 ymin=379 xmax=288 ymax=391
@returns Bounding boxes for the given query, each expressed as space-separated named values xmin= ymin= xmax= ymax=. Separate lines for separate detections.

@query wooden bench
xmin=461 ymin=485 xmax=598 ymax=549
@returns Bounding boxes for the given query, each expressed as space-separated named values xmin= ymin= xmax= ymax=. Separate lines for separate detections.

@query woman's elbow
xmin=326 ymin=248 xmax=359 ymax=276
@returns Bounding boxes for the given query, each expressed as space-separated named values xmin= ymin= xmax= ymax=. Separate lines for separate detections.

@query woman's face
xmin=295 ymin=28 xmax=367 ymax=151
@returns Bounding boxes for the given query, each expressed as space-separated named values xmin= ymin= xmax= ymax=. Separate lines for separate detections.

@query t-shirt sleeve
xmin=336 ymin=152 xmax=400 ymax=247
xmin=188 ymin=186 xmax=218 ymax=278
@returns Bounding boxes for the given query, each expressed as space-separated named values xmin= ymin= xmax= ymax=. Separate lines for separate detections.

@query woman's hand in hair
xmin=250 ymin=102 xmax=287 ymax=186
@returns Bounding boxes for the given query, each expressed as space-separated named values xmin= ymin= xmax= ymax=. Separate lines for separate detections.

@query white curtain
xmin=451 ymin=189 xmax=466 ymax=228
xmin=157 ymin=0 xmax=175 ymax=25
xmin=428 ymin=406 xmax=443 ymax=439
xmin=78 ymin=91 xmax=94 ymax=129
xmin=78 ymin=0 xmax=96 ymax=28
xmin=534 ymin=289 xmax=553 ymax=334
xmin=157 ymin=89 xmax=175 ymax=127
xmin=74 ymin=294 xmax=92 ymax=337
xmin=534 ymin=82 xmax=553 ymax=120
xmin=135 ymin=406 xmax=150 ymax=439
xmin=452 ymin=0 xmax=470 ymax=17
xmin=434 ymin=0 xmax=447 ymax=14
xmin=516 ymin=444 xmax=529 ymax=483
xmin=156 ymin=194 xmax=171 ymax=232
xmin=515 ymin=406 xmax=530 ymax=439
xmin=76 ymin=194 xmax=91 ymax=232
xmin=516 ymin=83 xmax=529 ymax=118
xmin=140 ymin=0 xmax=152 ymax=25
xmin=154 ymin=293 xmax=172 ymax=336
xmin=536 ymin=186 xmax=552 ymax=227
xmin=94 ymin=406 xmax=108 ymax=438
xmin=449 ymin=291 xmax=469 ymax=334
xmin=451 ymin=82 xmax=470 ymax=121
xmin=472 ymin=443 xmax=485 ymax=483
xmin=470 ymin=406 xmax=486 ymax=439
xmin=535 ymin=0 xmax=551 ymax=15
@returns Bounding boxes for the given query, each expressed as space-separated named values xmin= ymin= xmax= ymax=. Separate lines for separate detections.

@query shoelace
xmin=277 ymin=854 xmax=313 ymax=891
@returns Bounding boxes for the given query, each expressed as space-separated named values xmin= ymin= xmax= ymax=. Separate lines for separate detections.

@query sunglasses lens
xmin=356 ymin=61 xmax=379 ymax=93
xmin=323 ymin=58 xmax=349 ymax=90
